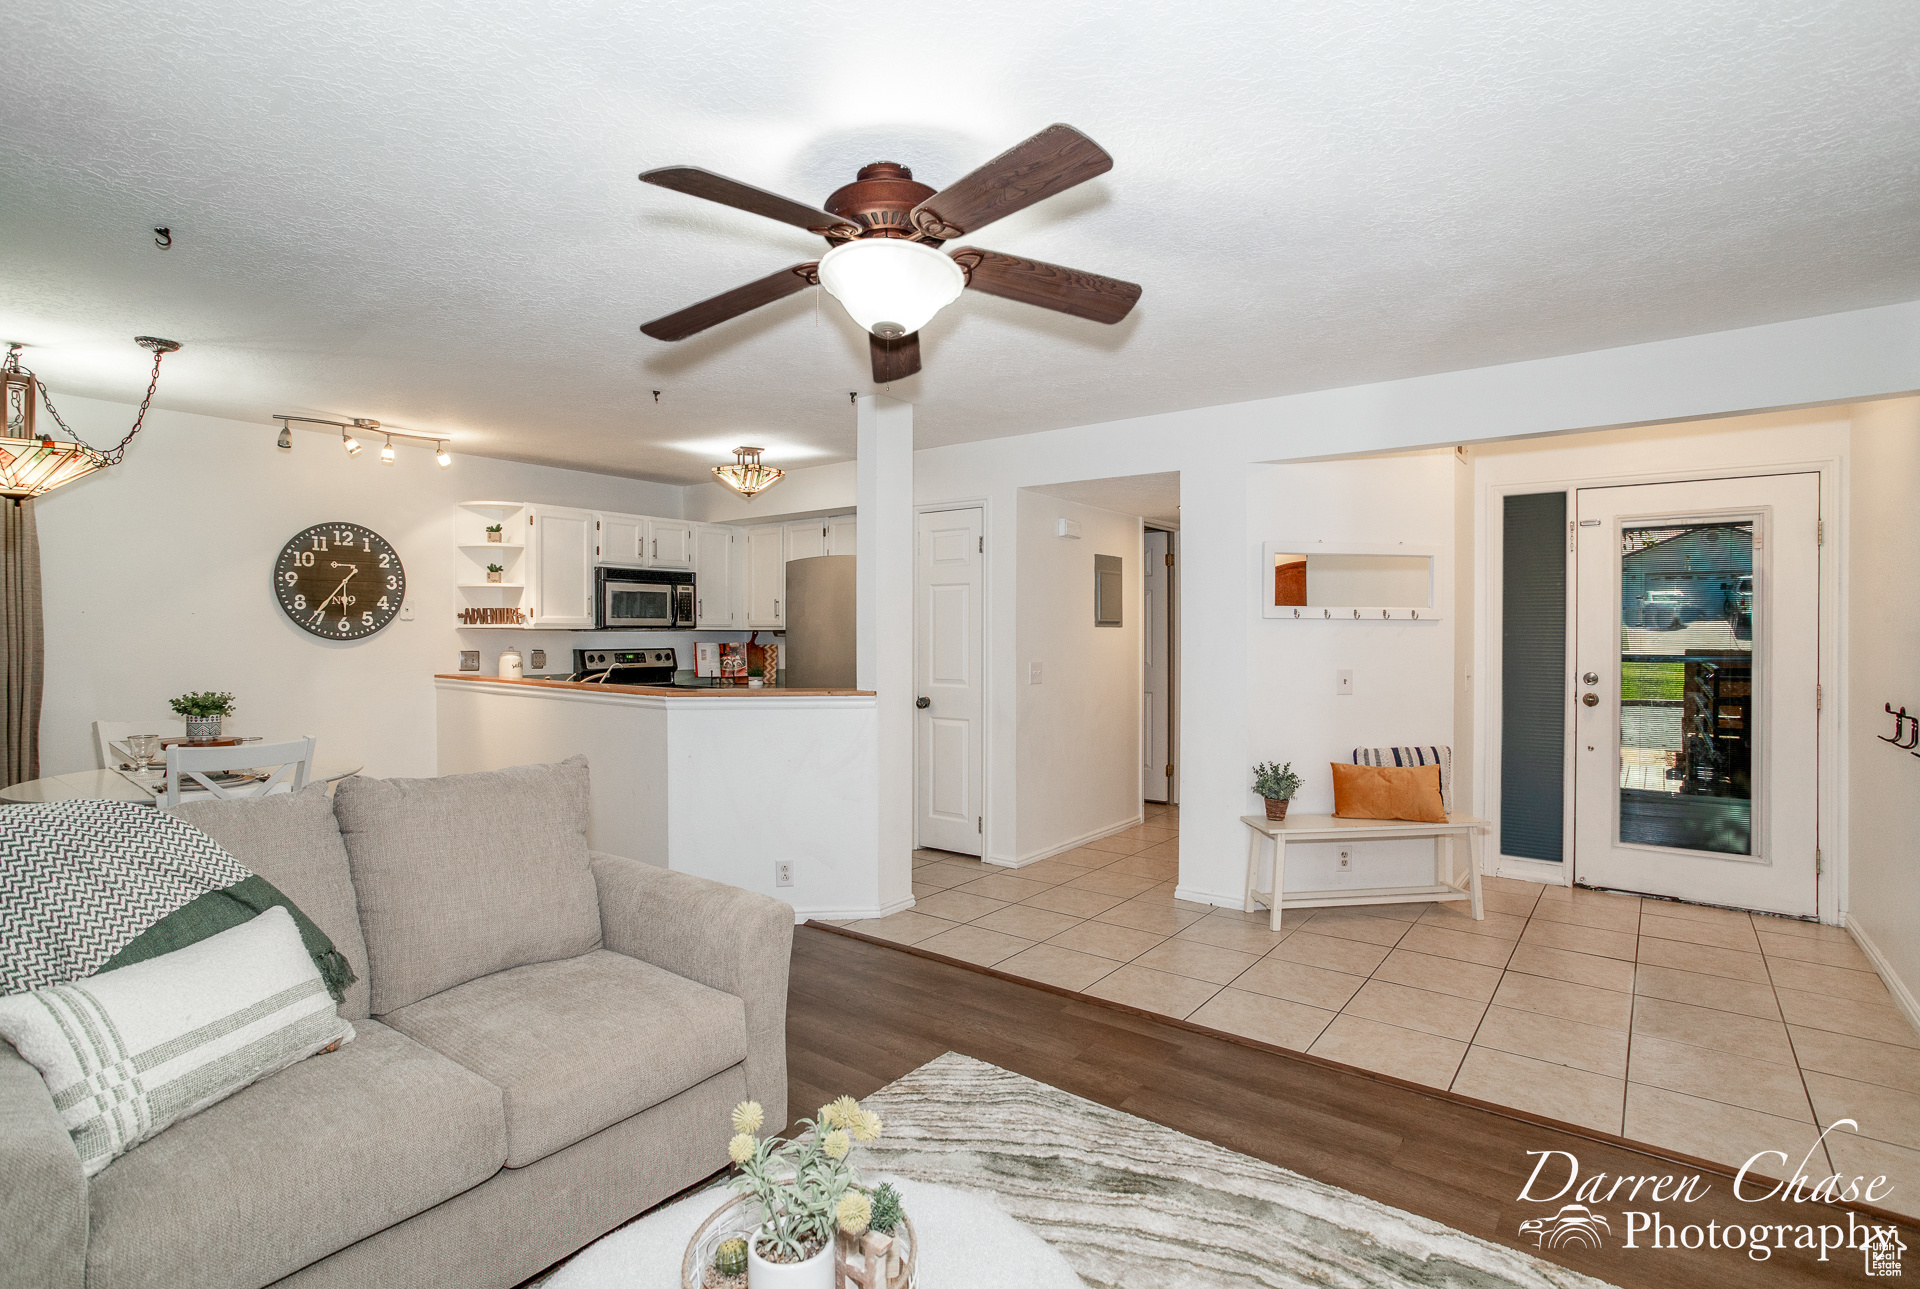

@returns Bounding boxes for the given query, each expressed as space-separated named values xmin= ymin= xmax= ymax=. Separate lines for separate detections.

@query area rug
xmin=545 ymin=1052 xmax=1615 ymax=1289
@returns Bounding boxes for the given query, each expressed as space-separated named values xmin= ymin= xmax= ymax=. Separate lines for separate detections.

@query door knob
xmin=1582 ymin=692 xmax=1600 ymax=707
xmin=915 ymin=697 xmax=930 ymax=709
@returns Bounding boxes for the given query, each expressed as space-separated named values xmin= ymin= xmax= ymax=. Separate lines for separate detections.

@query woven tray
xmin=680 ymin=1192 xmax=915 ymax=1289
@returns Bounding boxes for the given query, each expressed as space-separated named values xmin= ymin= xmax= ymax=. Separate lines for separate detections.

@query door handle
xmin=916 ymin=697 xmax=930 ymax=709
xmin=1582 ymin=692 xmax=1600 ymax=707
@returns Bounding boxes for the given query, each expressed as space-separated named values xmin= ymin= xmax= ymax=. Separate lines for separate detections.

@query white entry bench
xmin=1238 ymin=812 xmax=1491 ymax=930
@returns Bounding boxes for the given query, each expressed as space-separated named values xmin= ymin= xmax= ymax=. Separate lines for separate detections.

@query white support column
xmin=856 ymin=395 xmax=915 ymax=912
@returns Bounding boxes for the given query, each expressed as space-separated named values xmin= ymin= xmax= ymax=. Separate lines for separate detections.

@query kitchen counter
xmin=433 ymin=674 xmax=872 ymax=697
xmin=435 ymin=674 xmax=882 ymax=921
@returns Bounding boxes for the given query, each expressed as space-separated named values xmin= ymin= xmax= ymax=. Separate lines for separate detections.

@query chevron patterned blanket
xmin=0 ymin=799 xmax=354 ymax=1003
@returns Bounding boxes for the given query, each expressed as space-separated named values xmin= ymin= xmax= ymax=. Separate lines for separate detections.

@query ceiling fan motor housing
xmin=823 ymin=162 xmax=939 ymax=243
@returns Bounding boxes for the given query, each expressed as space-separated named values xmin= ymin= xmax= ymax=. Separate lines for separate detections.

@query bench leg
xmin=1467 ymin=828 xmax=1485 ymax=920
xmin=1269 ymin=836 xmax=1287 ymax=932
xmin=1243 ymin=829 xmax=1261 ymax=915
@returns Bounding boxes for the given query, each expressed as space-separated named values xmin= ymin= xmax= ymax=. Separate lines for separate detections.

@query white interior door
xmin=1573 ymin=474 xmax=1820 ymax=915
xmin=916 ymin=507 xmax=984 ymax=855
xmin=1143 ymin=530 xmax=1170 ymax=803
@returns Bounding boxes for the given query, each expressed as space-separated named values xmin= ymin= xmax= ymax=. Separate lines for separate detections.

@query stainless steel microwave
xmin=595 ymin=568 xmax=695 ymax=629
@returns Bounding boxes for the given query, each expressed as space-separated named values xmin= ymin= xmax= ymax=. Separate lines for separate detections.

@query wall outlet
xmin=530 ymin=650 xmax=546 ymax=670
xmin=774 ymin=861 xmax=794 ymax=888
xmin=459 ymin=650 xmax=480 ymax=672
xmin=399 ymin=602 xmax=414 ymax=621
xmin=1056 ymin=518 xmax=1082 ymax=539
xmin=1336 ymin=669 xmax=1353 ymax=696
xmin=1337 ymin=848 xmax=1353 ymax=870
xmin=1029 ymin=662 xmax=1043 ymax=684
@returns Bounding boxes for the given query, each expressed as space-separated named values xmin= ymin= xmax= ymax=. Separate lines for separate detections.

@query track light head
xmin=436 ymin=444 xmax=452 ymax=468
xmin=342 ymin=432 xmax=361 ymax=456
xmin=380 ymin=435 xmax=395 ymax=465
xmin=276 ymin=422 xmax=292 ymax=451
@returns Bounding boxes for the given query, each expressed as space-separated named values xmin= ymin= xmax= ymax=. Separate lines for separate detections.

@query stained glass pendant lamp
xmin=0 ymin=337 xmax=180 ymax=501
xmin=712 ymin=446 xmax=784 ymax=500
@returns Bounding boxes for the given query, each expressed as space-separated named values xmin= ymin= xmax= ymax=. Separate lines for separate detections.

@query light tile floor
xmin=832 ymin=802 xmax=1920 ymax=1219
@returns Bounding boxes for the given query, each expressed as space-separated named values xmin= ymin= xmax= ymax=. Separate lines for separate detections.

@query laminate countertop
xmin=434 ymin=674 xmax=874 ymax=698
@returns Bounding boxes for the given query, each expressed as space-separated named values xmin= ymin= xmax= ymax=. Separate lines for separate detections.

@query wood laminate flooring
xmin=788 ymin=924 xmax=1914 ymax=1289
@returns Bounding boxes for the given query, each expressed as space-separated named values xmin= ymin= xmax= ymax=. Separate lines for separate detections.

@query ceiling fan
xmin=637 ymin=124 xmax=1142 ymax=382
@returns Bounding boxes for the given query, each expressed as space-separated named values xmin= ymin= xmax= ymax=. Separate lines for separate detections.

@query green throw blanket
xmin=0 ymin=799 xmax=355 ymax=1003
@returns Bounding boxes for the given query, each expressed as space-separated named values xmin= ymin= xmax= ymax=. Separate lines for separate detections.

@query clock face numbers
xmin=273 ymin=522 xmax=406 ymax=640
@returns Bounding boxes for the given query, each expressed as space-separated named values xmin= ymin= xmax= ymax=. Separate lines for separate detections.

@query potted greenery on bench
xmin=1252 ymin=761 xmax=1302 ymax=821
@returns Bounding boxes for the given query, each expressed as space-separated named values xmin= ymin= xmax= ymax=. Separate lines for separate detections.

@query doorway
xmin=1143 ymin=528 xmax=1177 ymax=803
xmin=914 ymin=506 xmax=985 ymax=855
xmin=1570 ymin=474 xmax=1820 ymax=915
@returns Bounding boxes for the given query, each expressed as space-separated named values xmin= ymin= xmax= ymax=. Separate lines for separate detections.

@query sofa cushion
xmin=171 ymin=782 xmax=372 ymax=1019
xmin=383 ymin=948 xmax=747 ymax=1168
xmin=333 ymin=756 xmax=601 ymax=1014
xmin=83 ymin=1020 xmax=505 ymax=1289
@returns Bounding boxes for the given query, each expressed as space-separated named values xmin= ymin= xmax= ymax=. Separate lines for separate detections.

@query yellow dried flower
xmin=822 ymin=1128 xmax=850 ymax=1159
xmin=837 ymin=1190 xmax=873 ymax=1236
xmin=728 ymin=1133 xmax=756 ymax=1165
xmin=823 ymin=1095 xmax=860 ymax=1130
xmin=851 ymin=1109 xmax=883 ymax=1143
xmin=731 ymin=1100 xmax=764 ymax=1135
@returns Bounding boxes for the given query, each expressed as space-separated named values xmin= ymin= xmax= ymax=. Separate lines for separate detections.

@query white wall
xmin=34 ymin=397 xmax=683 ymax=778
xmin=1845 ymin=397 xmax=1920 ymax=1024
xmin=1012 ymin=492 xmax=1143 ymax=863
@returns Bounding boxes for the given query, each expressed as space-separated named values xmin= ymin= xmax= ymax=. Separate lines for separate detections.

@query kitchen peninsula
xmin=435 ymin=674 xmax=883 ymax=920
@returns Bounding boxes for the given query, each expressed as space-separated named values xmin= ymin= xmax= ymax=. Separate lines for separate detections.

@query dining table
xmin=0 ymin=755 xmax=364 ymax=804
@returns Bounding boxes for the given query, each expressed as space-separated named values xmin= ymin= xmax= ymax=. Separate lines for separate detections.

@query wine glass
xmin=124 ymin=734 xmax=162 ymax=769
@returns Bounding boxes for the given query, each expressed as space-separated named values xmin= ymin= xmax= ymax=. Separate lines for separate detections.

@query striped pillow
xmin=1353 ymin=746 xmax=1453 ymax=816
xmin=0 ymin=906 xmax=353 ymax=1177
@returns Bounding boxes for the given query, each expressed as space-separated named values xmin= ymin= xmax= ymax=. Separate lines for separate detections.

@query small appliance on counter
xmin=572 ymin=648 xmax=681 ymax=686
xmin=595 ymin=567 xmax=695 ymax=629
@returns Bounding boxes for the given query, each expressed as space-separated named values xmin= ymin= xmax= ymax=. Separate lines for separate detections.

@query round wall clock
xmin=273 ymin=522 xmax=406 ymax=639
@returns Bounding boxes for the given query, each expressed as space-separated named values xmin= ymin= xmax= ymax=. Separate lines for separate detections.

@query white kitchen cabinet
xmin=529 ymin=505 xmax=596 ymax=629
xmin=693 ymin=524 xmax=737 ymax=628
xmin=745 ymin=524 xmax=786 ymax=628
xmin=594 ymin=512 xmax=646 ymax=567
xmin=647 ymin=518 xmax=696 ymax=569
xmin=784 ymin=519 xmax=827 ymax=562
xmin=827 ymin=513 xmax=857 ymax=556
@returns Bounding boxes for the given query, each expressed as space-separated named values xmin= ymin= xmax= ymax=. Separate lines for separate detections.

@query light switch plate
xmin=459 ymin=650 xmax=480 ymax=672
xmin=1029 ymin=662 xmax=1043 ymax=684
xmin=1336 ymin=669 xmax=1353 ymax=696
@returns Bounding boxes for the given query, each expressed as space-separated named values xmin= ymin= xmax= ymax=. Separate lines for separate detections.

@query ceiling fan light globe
xmin=817 ymin=239 xmax=964 ymax=339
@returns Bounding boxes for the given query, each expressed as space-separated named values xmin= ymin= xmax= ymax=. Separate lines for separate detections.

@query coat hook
xmin=153 ymin=227 xmax=172 ymax=249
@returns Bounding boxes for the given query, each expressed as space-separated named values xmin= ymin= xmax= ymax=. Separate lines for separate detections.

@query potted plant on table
xmin=718 ymin=1095 xmax=899 ymax=1288
xmin=1252 ymin=760 xmax=1302 ymax=821
xmin=170 ymin=691 xmax=236 ymax=744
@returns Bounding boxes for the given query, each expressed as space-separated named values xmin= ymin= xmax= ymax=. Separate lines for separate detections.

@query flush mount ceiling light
xmin=275 ymin=414 xmax=453 ymax=468
xmin=712 ymin=446 xmax=783 ymax=500
xmin=816 ymin=238 xmax=965 ymax=341
xmin=0 ymin=337 xmax=181 ymax=501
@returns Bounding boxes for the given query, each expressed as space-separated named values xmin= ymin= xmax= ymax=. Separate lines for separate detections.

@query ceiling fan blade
xmin=639 ymin=167 xmax=859 ymax=236
xmin=909 ymin=124 xmax=1113 ymax=239
xmin=639 ymin=263 xmax=818 ymax=341
xmin=952 ymin=248 xmax=1141 ymax=325
xmin=870 ymin=331 xmax=921 ymax=382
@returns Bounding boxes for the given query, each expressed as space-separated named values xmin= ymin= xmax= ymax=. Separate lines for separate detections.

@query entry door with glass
xmin=1572 ymin=474 xmax=1820 ymax=916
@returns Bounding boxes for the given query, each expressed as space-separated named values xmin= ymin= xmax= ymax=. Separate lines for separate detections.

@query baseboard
xmin=1174 ymin=884 xmax=1245 ymax=910
xmin=984 ymin=815 xmax=1146 ymax=869
xmin=1493 ymin=855 xmax=1571 ymax=886
xmin=795 ymin=892 xmax=915 ymax=924
xmin=1846 ymin=914 xmax=1920 ymax=1038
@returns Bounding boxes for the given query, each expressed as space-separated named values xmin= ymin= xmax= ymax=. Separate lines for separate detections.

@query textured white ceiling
xmin=1028 ymin=473 xmax=1181 ymax=529
xmin=2 ymin=1 xmax=1917 ymax=484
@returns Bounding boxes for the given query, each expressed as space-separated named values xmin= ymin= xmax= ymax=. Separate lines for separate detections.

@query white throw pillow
xmin=0 ymin=905 xmax=354 ymax=1176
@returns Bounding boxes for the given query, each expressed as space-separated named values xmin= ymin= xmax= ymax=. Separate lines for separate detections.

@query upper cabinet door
xmin=595 ymin=512 xmax=646 ymax=567
xmin=648 ymin=518 xmax=696 ymax=569
xmin=784 ymin=520 xmax=827 ymax=562
xmin=827 ymin=513 xmax=857 ymax=557
xmin=529 ymin=506 xmax=596 ymax=629
xmin=693 ymin=525 xmax=736 ymax=627
xmin=745 ymin=525 xmax=786 ymax=627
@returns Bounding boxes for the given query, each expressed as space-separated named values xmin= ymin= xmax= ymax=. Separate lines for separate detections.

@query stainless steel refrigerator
xmin=783 ymin=555 xmax=856 ymax=688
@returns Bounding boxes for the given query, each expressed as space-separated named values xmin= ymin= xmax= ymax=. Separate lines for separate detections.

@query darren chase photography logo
xmin=1516 ymin=1121 xmax=1906 ymax=1271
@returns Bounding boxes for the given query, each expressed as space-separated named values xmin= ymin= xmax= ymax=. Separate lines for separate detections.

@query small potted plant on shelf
xmin=1252 ymin=760 xmax=1302 ymax=820
xmin=719 ymin=1095 xmax=901 ymax=1288
xmin=486 ymin=563 xmax=504 ymax=583
xmin=484 ymin=523 xmax=503 ymax=542
xmin=170 ymin=691 xmax=236 ymax=744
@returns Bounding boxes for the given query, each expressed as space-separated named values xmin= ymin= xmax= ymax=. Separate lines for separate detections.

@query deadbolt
xmin=1582 ymin=692 xmax=1600 ymax=707
xmin=915 ymin=697 xmax=930 ymax=709
xmin=1582 ymin=671 xmax=1599 ymax=685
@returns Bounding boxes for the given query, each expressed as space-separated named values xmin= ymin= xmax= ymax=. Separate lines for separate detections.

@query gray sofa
xmin=0 ymin=758 xmax=794 ymax=1289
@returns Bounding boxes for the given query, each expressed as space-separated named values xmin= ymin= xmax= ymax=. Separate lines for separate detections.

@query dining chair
xmin=92 ymin=719 xmax=187 ymax=770
xmin=162 ymin=737 xmax=316 ymax=808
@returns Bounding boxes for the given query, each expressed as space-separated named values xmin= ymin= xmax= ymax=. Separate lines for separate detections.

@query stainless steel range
xmin=571 ymin=648 xmax=680 ymax=685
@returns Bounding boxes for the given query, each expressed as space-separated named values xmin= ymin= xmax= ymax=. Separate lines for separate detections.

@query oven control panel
xmin=576 ymin=649 xmax=677 ymax=670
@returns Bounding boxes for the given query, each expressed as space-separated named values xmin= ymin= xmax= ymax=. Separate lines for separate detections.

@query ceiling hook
xmin=153 ymin=227 xmax=172 ymax=250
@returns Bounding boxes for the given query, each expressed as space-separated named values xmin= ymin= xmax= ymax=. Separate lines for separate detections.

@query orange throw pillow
xmin=1330 ymin=763 xmax=1446 ymax=823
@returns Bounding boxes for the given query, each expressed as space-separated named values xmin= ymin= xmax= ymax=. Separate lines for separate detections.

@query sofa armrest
xmin=590 ymin=853 xmax=793 ymax=1131
xmin=0 ymin=1042 xmax=86 ymax=1289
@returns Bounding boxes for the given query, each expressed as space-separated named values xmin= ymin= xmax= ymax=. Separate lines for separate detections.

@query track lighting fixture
xmin=380 ymin=435 xmax=395 ymax=465
xmin=436 ymin=444 xmax=452 ymax=468
xmin=275 ymin=414 xmax=454 ymax=467
xmin=342 ymin=429 xmax=362 ymax=456
xmin=276 ymin=422 xmax=292 ymax=450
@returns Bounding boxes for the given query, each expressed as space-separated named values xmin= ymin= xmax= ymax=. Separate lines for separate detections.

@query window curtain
xmin=2 ymin=498 xmax=42 ymax=786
